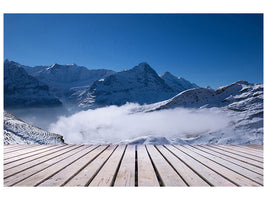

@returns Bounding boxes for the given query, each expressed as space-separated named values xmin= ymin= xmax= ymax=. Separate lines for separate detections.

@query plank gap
xmin=4 ymin=145 xmax=66 ymax=169
xmin=212 ymin=146 xmax=263 ymax=163
xmin=83 ymin=145 xmax=118 ymax=186
xmin=172 ymin=145 xmax=239 ymax=186
xmin=154 ymin=145 xmax=189 ymax=186
xmin=8 ymin=145 xmax=85 ymax=186
xmin=145 ymin=145 xmax=164 ymax=187
xmin=34 ymin=145 xmax=99 ymax=186
xmin=221 ymin=146 xmax=263 ymax=159
xmin=202 ymin=145 xmax=263 ymax=169
xmin=4 ymin=145 xmax=77 ymax=180
xmin=4 ymin=145 xmax=37 ymax=154
xmin=184 ymin=146 xmax=262 ymax=186
xmin=135 ymin=146 xmax=138 ymax=187
xmin=164 ymin=145 xmax=213 ymax=186
xmin=110 ymin=145 xmax=127 ymax=186
xmin=195 ymin=145 xmax=263 ymax=176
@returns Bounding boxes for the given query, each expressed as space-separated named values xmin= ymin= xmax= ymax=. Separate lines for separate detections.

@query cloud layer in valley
xmin=48 ymin=103 xmax=234 ymax=144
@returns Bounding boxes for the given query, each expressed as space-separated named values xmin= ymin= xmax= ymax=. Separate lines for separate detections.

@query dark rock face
xmin=4 ymin=60 xmax=62 ymax=108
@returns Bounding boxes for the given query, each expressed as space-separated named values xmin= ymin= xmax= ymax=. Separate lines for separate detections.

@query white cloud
xmin=48 ymin=103 xmax=232 ymax=144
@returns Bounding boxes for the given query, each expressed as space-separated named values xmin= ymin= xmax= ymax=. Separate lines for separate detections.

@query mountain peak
xmin=161 ymin=71 xmax=177 ymax=79
xmin=138 ymin=62 xmax=150 ymax=67
xmin=50 ymin=63 xmax=62 ymax=69
xmin=49 ymin=63 xmax=79 ymax=70
xmin=133 ymin=62 xmax=153 ymax=71
xmin=131 ymin=62 xmax=160 ymax=77
xmin=4 ymin=59 xmax=21 ymax=67
xmin=234 ymin=80 xmax=249 ymax=85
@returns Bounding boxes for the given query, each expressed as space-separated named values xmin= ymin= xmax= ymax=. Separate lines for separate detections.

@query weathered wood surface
xmin=3 ymin=145 xmax=263 ymax=187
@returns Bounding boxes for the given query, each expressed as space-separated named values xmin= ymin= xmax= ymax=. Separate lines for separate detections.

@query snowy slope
xmin=49 ymin=79 xmax=263 ymax=145
xmin=132 ymin=81 xmax=263 ymax=145
xmin=149 ymin=80 xmax=262 ymax=110
xmin=4 ymin=60 xmax=62 ymax=108
xmin=160 ymin=71 xmax=199 ymax=93
xmin=24 ymin=63 xmax=115 ymax=100
xmin=4 ymin=110 xmax=65 ymax=145
xmin=72 ymin=63 xmax=178 ymax=108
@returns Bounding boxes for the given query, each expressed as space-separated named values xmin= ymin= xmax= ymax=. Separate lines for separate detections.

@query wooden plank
xmin=4 ymin=145 xmax=56 ymax=163
xmin=89 ymin=145 xmax=126 ymax=186
xmin=4 ymin=145 xmax=42 ymax=154
xmin=211 ymin=146 xmax=263 ymax=168
xmin=146 ymin=145 xmax=186 ymax=186
xmin=4 ymin=144 xmax=38 ymax=150
xmin=114 ymin=145 xmax=135 ymax=186
xmin=137 ymin=145 xmax=159 ymax=186
xmin=4 ymin=145 xmax=74 ymax=178
xmin=185 ymin=145 xmax=263 ymax=185
xmin=38 ymin=145 xmax=108 ymax=187
xmin=4 ymin=144 xmax=22 ymax=148
xmin=233 ymin=145 xmax=263 ymax=152
xmin=199 ymin=145 xmax=263 ymax=175
xmin=205 ymin=146 xmax=263 ymax=169
xmin=2 ymin=145 xmax=264 ymax=187
xmin=4 ymin=145 xmax=34 ymax=150
xmin=4 ymin=145 xmax=85 ymax=186
xmin=156 ymin=145 xmax=209 ymax=186
xmin=175 ymin=145 xmax=260 ymax=186
xmin=223 ymin=145 xmax=263 ymax=154
xmin=212 ymin=145 xmax=263 ymax=163
xmin=243 ymin=145 xmax=263 ymax=150
xmin=221 ymin=145 xmax=263 ymax=158
xmin=64 ymin=145 xmax=116 ymax=186
xmin=4 ymin=145 xmax=54 ymax=160
xmin=4 ymin=145 xmax=76 ymax=171
xmin=4 ymin=145 xmax=62 ymax=165
xmin=165 ymin=145 xmax=235 ymax=186
xmin=14 ymin=145 xmax=98 ymax=186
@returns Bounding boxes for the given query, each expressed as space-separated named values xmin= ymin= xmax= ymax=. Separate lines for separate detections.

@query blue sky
xmin=4 ymin=14 xmax=263 ymax=88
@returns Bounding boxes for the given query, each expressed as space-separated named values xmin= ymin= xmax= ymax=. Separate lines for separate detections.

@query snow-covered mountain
xmin=149 ymin=80 xmax=262 ymax=111
xmin=48 ymin=80 xmax=263 ymax=145
xmin=133 ymin=80 xmax=263 ymax=145
xmin=160 ymin=71 xmax=198 ymax=92
xmin=23 ymin=63 xmax=115 ymax=100
xmin=6 ymin=60 xmax=200 ymax=109
xmin=4 ymin=110 xmax=65 ymax=145
xmin=4 ymin=60 xmax=62 ymax=108
xmin=71 ymin=62 xmax=179 ymax=108
xmin=4 ymin=59 xmax=263 ymax=145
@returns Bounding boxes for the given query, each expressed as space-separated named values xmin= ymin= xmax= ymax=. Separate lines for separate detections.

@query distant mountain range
xmin=3 ymin=59 xmax=263 ymax=145
xmin=70 ymin=62 xmax=197 ymax=108
xmin=4 ymin=60 xmax=198 ymax=109
xmin=23 ymin=63 xmax=115 ymax=100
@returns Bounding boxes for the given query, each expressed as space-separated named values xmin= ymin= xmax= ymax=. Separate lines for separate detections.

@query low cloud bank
xmin=48 ymin=103 xmax=233 ymax=144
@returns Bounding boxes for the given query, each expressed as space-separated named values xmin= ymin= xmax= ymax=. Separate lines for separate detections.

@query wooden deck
xmin=3 ymin=144 xmax=263 ymax=187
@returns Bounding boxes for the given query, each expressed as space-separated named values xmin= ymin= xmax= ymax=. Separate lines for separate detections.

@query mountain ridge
xmin=4 ymin=60 xmax=62 ymax=108
xmin=4 ymin=60 xmax=199 ymax=109
xmin=73 ymin=62 xmax=179 ymax=107
xmin=160 ymin=71 xmax=199 ymax=92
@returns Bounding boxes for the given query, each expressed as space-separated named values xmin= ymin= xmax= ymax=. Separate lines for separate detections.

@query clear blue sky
xmin=4 ymin=14 xmax=263 ymax=88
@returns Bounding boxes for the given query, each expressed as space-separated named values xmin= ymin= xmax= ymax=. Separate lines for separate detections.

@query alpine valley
xmin=3 ymin=60 xmax=263 ymax=145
